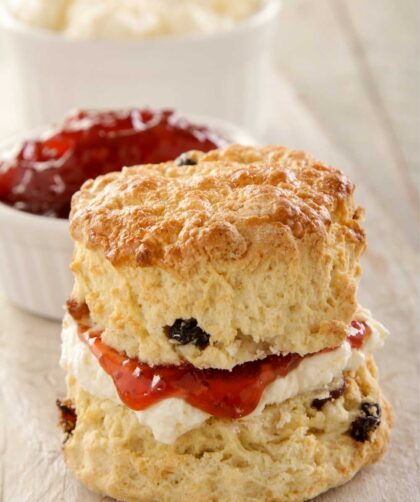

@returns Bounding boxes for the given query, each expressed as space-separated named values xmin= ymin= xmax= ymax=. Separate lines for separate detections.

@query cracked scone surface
xmin=69 ymin=145 xmax=366 ymax=368
xmin=64 ymin=356 xmax=392 ymax=502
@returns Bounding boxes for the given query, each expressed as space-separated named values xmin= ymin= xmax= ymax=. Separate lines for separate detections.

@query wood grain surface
xmin=0 ymin=0 xmax=418 ymax=500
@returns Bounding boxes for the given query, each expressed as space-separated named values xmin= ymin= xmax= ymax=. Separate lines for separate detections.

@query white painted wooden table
xmin=0 ymin=1 xmax=418 ymax=500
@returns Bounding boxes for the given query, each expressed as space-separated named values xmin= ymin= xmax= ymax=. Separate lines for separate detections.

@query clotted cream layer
xmin=60 ymin=308 xmax=387 ymax=444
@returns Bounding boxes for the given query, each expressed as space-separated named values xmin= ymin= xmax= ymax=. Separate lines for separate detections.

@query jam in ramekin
xmin=0 ymin=109 xmax=227 ymax=218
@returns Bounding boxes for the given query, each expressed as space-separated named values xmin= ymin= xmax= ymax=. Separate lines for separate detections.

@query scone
xmin=59 ymin=145 xmax=393 ymax=502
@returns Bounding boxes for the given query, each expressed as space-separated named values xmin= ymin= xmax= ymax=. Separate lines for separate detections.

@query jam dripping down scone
xmin=60 ymin=145 xmax=392 ymax=502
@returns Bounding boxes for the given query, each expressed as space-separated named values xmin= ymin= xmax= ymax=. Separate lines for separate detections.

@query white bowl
xmin=0 ymin=1 xmax=281 ymax=136
xmin=0 ymin=113 xmax=256 ymax=320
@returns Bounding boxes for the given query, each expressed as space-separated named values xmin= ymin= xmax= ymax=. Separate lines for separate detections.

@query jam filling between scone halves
xmin=74 ymin=318 xmax=370 ymax=419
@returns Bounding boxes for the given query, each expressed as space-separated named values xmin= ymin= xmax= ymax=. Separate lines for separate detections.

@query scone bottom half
xmin=60 ymin=145 xmax=392 ymax=501
xmin=59 ymin=357 xmax=393 ymax=502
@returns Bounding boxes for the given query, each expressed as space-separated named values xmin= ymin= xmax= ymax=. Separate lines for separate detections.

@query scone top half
xmin=68 ymin=145 xmax=366 ymax=369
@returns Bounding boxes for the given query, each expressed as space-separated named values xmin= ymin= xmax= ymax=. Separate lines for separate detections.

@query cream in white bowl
xmin=0 ymin=112 xmax=256 ymax=320
xmin=7 ymin=0 xmax=263 ymax=39
xmin=0 ymin=1 xmax=281 ymax=133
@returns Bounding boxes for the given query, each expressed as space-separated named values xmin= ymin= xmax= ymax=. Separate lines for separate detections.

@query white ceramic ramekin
xmin=0 ymin=114 xmax=256 ymax=320
xmin=0 ymin=202 xmax=72 ymax=320
xmin=0 ymin=1 xmax=281 ymax=136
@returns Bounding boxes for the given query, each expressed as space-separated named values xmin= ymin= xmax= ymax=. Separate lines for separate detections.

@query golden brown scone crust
xmin=70 ymin=145 xmax=364 ymax=271
xmin=63 ymin=356 xmax=392 ymax=502
xmin=69 ymin=145 xmax=366 ymax=367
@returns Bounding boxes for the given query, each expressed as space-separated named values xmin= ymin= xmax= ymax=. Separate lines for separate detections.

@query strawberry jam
xmin=348 ymin=320 xmax=371 ymax=349
xmin=0 ymin=109 xmax=227 ymax=218
xmin=78 ymin=321 xmax=370 ymax=419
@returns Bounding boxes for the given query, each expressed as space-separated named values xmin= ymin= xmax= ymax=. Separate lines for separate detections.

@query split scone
xmin=59 ymin=145 xmax=393 ymax=502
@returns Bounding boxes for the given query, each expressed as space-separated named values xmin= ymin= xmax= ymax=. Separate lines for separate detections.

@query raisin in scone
xmin=59 ymin=145 xmax=392 ymax=502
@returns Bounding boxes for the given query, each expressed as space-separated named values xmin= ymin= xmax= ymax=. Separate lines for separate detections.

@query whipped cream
xmin=7 ymin=0 xmax=262 ymax=39
xmin=60 ymin=309 xmax=388 ymax=444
